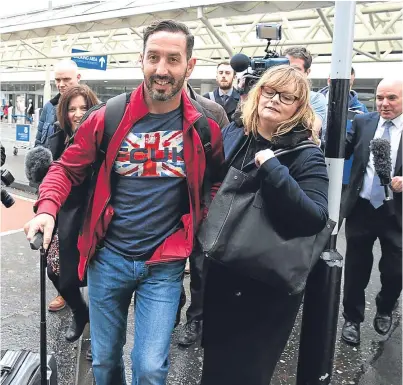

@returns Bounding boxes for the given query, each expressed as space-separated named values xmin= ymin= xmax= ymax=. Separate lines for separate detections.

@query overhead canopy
xmin=1 ymin=0 xmax=402 ymax=72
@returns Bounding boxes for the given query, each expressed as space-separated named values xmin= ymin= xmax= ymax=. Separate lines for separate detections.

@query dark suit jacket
xmin=341 ymin=112 xmax=402 ymax=228
xmin=187 ymin=85 xmax=229 ymax=129
xmin=203 ymin=88 xmax=240 ymax=123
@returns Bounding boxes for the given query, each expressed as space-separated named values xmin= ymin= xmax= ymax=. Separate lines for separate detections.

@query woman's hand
xmin=255 ymin=149 xmax=275 ymax=167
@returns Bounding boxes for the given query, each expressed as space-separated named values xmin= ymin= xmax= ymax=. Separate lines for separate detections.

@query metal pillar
xmin=296 ymin=2 xmax=356 ymax=384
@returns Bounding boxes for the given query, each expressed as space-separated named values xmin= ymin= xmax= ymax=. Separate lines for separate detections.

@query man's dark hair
xmin=217 ymin=61 xmax=235 ymax=74
xmin=283 ymin=47 xmax=313 ymax=71
xmin=143 ymin=20 xmax=194 ymax=61
xmin=351 ymin=67 xmax=355 ymax=76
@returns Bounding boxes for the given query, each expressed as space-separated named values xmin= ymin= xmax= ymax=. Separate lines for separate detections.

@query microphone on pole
xmin=25 ymin=146 xmax=53 ymax=184
xmin=370 ymin=138 xmax=393 ymax=207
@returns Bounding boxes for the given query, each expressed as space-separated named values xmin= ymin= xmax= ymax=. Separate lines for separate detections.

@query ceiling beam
xmin=197 ymin=7 xmax=233 ymax=57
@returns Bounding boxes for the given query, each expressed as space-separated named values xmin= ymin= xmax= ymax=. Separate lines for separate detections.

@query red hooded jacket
xmin=35 ymin=85 xmax=224 ymax=280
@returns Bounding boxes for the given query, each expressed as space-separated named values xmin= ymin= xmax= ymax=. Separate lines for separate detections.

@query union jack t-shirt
xmin=104 ymin=107 xmax=189 ymax=258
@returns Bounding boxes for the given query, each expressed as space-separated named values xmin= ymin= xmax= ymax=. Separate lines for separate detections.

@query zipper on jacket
xmin=85 ymin=121 xmax=132 ymax=262
xmin=86 ymin=110 xmax=204 ymax=265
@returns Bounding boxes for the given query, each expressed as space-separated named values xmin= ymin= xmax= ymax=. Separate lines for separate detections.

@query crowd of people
xmin=22 ymin=18 xmax=401 ymax=385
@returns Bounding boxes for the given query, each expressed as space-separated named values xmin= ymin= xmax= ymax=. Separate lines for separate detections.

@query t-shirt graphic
xmin=114 ymin=130 xmax=186 ymax=178
xmin=104 ymin=107 xmax=189 ymax=259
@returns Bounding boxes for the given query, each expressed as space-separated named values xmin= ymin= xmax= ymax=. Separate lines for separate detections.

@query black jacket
xmin=222 ymin=122 xmax=329 ymax=236
xmin=201 ymin=123 xmax=329 ymax=385
xmin=47 ymin=126 xmax=89 ymax=289
xmin=341 ymin=112 xmax=402 ymax=228
xmin=203 ymin=88 xmax=240 ymax=123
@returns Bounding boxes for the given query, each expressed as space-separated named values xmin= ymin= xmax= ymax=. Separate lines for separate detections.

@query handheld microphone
xmin=25 ymin=146 xmax=53 ymax=184
xmin=370 ymin=138 xmax=393 ymax=202
xmin=230 ymin=53 xmax=250 ymax=73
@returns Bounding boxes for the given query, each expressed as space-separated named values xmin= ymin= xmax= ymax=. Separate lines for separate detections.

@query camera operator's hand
xmin=24 ymin=214 xmax=55 ymax=250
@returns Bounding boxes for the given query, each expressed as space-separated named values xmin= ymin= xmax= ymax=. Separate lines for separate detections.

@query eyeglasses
xmin=260 ymin=86 xmax=299 ymax=105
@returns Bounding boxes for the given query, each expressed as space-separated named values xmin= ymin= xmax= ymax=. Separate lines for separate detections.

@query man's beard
xmin=219 ymin=81 xmax=232 ymax=91
xmin=145 ymin=73 xmax=186 ymax=102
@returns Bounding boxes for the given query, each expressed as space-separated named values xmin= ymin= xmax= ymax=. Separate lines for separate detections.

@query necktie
xmin=221 ymin=94 xmax=229 ymax=105
xmin=369 ymin=120 xmax=393 ymax=209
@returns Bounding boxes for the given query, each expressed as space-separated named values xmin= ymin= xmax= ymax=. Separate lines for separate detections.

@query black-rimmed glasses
xmin=260 ymin=86 xmax=299 ymax=105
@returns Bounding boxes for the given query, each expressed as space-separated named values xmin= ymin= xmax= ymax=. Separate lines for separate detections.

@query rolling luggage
xmin=0 ymin=233 xmax=58 ymax=385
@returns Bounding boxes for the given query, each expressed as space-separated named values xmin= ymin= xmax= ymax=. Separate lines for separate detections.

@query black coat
xmin=201 ymin=123 xmax=329 ymax=385
xmin=203 ymin=88 xmax=240 ymax=123
xmin=48 ymin=127 xmax=89 ymax=289
xmin=341 ymin=112 xmax=402 ymax=228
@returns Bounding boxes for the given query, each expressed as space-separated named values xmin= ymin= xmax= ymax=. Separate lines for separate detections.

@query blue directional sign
xmin=71 ymin=48 xmax=107 ymax=71
xmin=16 ymin=124 xmax=30 ymax=142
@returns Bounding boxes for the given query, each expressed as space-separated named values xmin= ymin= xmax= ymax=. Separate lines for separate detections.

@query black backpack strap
xmin=190 ymin=99 xmax=213 ymax=166
xmin=100 ymin=92 xmax=131 ymax=156
xmin=79 ymin=93 xmax=130 ymax=238
xmin=190 ymin=99 xmax=216 ymax=206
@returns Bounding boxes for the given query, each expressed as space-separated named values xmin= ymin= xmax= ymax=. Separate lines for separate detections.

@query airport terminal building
xmin=1 ymin=1 xmax=402 ymax=114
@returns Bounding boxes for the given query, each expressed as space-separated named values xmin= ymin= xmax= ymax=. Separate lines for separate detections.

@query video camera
xmin=230 ymin=23 xmax=289 ymax=95
xmin=1 ymin=169 xmax=15 ymax=208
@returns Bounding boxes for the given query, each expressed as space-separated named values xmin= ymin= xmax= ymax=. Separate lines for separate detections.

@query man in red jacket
xmin=24 ymin=20 xmax=223 ymax=385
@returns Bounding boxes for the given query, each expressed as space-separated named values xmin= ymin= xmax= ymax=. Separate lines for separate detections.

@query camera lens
xmin=1 ymin=189 xmax=15 ymax=208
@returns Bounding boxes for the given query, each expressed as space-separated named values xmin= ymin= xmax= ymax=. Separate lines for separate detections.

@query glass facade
xmin=1 ymin=78 xmax=378 ymax=111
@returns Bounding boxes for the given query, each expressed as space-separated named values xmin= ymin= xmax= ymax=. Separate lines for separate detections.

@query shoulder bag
xmin=197 ymin=141 xmax=336 ymax=295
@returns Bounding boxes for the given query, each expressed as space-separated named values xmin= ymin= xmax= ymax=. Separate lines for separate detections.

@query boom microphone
xmin=230 ymin=53 xmax=250 ymax=73
xmin=25 ymin=146 xmax=53 ymax=183
xmin=370 ymin=138 xmax=393 ymax=203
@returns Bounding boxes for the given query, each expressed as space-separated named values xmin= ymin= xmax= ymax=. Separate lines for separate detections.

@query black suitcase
xmin=0 ymin=234 xmax=58 ymax=385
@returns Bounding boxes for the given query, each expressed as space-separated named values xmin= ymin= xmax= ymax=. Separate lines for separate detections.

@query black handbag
xmin=197 ymin=142 xmax=336 ymax=295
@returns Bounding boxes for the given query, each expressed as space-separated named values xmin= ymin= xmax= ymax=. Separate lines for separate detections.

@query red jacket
xmin=35 ymin=85 xmax=224 ymax=280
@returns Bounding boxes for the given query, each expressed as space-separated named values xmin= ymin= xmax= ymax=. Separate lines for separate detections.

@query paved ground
xmin=1 ymin=160 xmax=401 ymax=385
xmin=1 ymin=194 xmax=78 ymax=385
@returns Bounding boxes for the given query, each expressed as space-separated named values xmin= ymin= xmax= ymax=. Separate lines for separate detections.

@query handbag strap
xmin=273 ymin=140 xmax=321 ymax=158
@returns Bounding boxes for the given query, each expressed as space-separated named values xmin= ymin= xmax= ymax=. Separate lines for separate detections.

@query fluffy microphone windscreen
xmin=25 ymin=146 xmax=53 ymax=183
xmin=230 ymin=53 xmax=250 ymax=73
xmin=370 ymin=138 xmax=392 ymax=181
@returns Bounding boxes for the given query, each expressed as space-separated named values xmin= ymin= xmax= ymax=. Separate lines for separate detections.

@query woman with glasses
xmin=200 ymin=65 xmax=329 ymax=385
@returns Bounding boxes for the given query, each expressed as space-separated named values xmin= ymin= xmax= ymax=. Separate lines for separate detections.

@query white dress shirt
xmin=360 ymin=114 xmax=403 ymax=200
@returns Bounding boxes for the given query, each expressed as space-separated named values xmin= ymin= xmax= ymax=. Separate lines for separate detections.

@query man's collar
xmin=219 ymin=88 xmax=233 ymax=97
xmin=379 ymin=114 xmax=403 ymax=129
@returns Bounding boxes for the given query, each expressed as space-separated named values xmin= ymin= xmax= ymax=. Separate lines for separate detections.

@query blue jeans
xmin=87 ymin=247 xmax=185 ymax=385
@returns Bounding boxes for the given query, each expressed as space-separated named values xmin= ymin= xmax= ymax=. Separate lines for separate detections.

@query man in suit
xmin=341 ymin=78 xmax=402 ymax=345
xmin=203 ymin=62 xmax=240 ymax=123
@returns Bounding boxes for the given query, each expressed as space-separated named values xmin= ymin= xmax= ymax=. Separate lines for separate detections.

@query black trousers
xmin=343 ymin=198 xmax=402 ymax=323
xmin=47 ymin=266 xmax=87 ymax=314
xmin=181 ymin=244 xmax=205 ymax=323
xmin=201 ymin=262 xmax=303 ymax=385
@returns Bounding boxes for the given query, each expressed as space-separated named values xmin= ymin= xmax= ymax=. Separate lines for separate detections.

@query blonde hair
xmin=241 ymin=65 xmax=318 ymax=144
